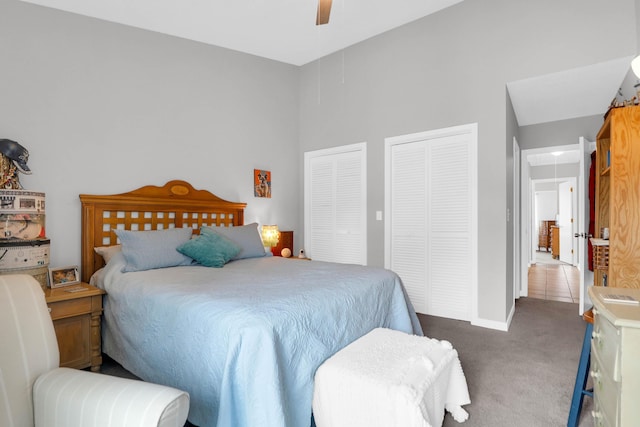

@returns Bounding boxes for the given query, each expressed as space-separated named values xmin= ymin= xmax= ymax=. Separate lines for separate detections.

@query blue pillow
xmin=177 ymin=231 xmax=241 ymax=268
xmin=114 ymin=228 xmax=194 ymax=272
xmin=201 ymin=223 xmax=266 ymax=260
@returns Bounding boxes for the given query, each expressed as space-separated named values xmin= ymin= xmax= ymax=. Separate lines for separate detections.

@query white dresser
xmin=588 ymin=286 xmax=640 ymax=427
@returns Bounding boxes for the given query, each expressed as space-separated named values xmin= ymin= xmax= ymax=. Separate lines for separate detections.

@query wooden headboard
xmin=79 ymin=180 xmax=246 ymax=282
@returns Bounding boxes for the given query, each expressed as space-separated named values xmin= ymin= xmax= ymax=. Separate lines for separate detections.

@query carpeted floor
xmin=421 ymin=297 xmax=593 ymax=427
xmin=102 ymin=297 xmax=594 ymax=427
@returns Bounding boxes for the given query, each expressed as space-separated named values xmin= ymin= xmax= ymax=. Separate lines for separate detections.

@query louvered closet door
xmin=386 ymin=125 xmax=477 ymax=321
xmin=304 ymin=143 xmax=367 ymax=264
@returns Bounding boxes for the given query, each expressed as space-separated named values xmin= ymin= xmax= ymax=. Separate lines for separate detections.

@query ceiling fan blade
xmin=316 ymin=0 xmax=332 ymax=25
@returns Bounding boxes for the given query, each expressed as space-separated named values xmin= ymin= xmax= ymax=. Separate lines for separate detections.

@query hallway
xmin=528 ymin=251 xmax=580 ymax=303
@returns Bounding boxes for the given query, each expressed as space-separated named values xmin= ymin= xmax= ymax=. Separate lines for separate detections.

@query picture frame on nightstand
xmin=49 ymin=265 xmax=80 ymax=288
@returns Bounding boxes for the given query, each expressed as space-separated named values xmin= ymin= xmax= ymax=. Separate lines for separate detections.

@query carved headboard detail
xmin=79 ymin=180 xmax=246 ymax=282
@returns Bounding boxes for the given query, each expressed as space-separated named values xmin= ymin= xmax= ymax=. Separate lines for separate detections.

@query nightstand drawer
xmin=48 ymin=297 xmax=92 ymax=320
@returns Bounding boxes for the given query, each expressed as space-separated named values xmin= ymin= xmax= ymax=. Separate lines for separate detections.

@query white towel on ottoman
xmin=313 ymin=328 xmax=470 ymax=427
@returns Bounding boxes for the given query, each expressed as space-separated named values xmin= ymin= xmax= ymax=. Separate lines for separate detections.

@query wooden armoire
xmin=594 ymin=106 xmax=640 ymax=288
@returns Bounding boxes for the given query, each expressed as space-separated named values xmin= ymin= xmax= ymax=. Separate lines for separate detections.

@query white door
xmin=304 ymin=143 xmax=367 ymax=264
xmin=578 ymin=137 xmax=595 ymax=315
xmin=385 ymin=124 xmax=478 ymax=322
xmin=558 ymin=180 xmax=574 ymax=264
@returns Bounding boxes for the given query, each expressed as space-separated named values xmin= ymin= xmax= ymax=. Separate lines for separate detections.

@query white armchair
xmin=0 ymin=274 xmax=190 ymax=427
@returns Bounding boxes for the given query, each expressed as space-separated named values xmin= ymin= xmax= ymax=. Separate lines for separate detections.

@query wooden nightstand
xmin=44 ymin=282 xmax=105 ymax=372
xmin=271 ymin=230 xmax=294 ymax=256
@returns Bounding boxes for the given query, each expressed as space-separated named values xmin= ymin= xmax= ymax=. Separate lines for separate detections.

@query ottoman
xmin=312 ymin=328 xmax=470 ymax=427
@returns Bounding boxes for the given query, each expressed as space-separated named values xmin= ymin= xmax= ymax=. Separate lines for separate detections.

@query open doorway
xmin=520 ymin=145 xmax=582 ymax=304
xmin=529 ymin=177 xmax=580 ymax=303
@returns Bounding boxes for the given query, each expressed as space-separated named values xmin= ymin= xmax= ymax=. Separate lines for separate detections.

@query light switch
xmin=376 ymin=211 xmax=383 ymax=221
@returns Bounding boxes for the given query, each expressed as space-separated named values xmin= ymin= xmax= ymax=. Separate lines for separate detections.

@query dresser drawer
xmin=591 ymin=347 xmax=619 ymax=424
xmin=593 ymin=394 xmax=615 ymax=427
xmin=592 ymin=310 xmax=621 ymax=381
xmin=47 ymin=297 xmax=92 ymax=320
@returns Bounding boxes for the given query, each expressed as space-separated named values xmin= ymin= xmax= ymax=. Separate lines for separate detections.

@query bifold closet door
xmin=385 ymin=125 xmax=477 ymax=321
xmin=304 ymin=143 xmax=367 ymax=265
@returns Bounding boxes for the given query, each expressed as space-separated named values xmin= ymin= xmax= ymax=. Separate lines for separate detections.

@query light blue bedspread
xmin=98 ymin=253 xmax=422 ymax=427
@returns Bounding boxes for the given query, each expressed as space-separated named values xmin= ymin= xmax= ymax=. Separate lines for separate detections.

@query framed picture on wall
xmin=254 ymin=169 xmax=272 ymax=198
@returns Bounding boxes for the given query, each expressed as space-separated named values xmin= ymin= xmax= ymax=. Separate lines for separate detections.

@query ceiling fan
xmin=316 ymin=0 xmax=332 ymax=25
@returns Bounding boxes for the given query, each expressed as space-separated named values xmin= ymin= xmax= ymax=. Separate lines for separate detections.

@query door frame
xmin=513 ymin=137 xmax=521 ymax=299
xmin=519 ymin=143 xmax=581 ymax=298
xmin=578 ymin=137 xmax=595 ymax=315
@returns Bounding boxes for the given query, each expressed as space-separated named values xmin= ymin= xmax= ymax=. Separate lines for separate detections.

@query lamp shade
xmin=632 ymin=55 xmax=640 ymax=78
xmin=261 ymin=225 xmax=280 ymax=247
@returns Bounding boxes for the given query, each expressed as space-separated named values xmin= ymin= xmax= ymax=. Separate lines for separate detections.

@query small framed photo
xmin=49 ymin=265 xmax=80 ymax=288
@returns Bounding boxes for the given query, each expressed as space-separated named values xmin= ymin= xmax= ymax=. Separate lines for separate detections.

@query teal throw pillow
xmin=177 ymin=230 xmax=242 ymax=268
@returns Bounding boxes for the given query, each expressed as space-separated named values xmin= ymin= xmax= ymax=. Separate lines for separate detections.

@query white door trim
xmin=513 ymin=137 xmax=521 ymax=299
xmin=578 ymin=137 xmax=595 ymax=315
xmin=519 ymin=143 xmax=581 ymax=301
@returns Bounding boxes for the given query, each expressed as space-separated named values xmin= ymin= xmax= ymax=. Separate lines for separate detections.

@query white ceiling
xmin=21 ymin=0 xmax=634 ymax=129
xmin=20 ymin=0 xmax=463 ymax=66
xmin=507 ymin=56 xmax=633 ymax=127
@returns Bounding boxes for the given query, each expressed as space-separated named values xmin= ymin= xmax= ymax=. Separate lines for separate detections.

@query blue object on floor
xmin=567 ymin=310 xmax=594 ymax=427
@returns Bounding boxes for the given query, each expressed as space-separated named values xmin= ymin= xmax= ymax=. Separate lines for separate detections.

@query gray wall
xmin=530 ymin=164 xmax=580 ymax=181
xmin=1 ymin=0 xmax=638 ymax=327
xmin=299 ymin=0 xmax=637 ymax=325
xmin=519 ymin=115 xmax=604 ymax=150
xmin=637 ymin=0 xmax=640 ymax=51
xmin=0 ymin=0 xmax=300 ymax=268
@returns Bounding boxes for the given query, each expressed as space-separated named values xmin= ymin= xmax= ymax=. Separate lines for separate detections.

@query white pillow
xmin=94 ymin=245 xmax=122 ymax=264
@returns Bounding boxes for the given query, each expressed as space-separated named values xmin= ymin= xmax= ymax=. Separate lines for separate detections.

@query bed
xmin=80 ymin=180 xmax=423 ymax=427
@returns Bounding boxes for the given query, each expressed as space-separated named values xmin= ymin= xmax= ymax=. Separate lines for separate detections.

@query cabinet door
xmin=596 ymin=107 xmax=640 ymax=288
xmin=53 ymin=315 xmax=91 ymax=368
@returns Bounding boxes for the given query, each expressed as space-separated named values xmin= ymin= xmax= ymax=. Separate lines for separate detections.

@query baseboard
xmin=471 ymin=303 xmax=516 ymax=331
xmin=505 ymin=302 xmax=515 ymax=329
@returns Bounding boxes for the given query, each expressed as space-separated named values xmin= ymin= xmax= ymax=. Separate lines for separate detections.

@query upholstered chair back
xmin=0 ymin=275 xmax=60 ymax=427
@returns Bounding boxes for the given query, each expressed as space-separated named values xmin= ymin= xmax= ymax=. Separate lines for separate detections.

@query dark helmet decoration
xmin=0 ymin=139 xmax=31 ymax=174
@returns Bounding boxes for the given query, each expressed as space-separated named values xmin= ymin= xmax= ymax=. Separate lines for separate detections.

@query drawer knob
xmin=48 ymin=307 xmax=52 ymax=313
xmin=592 ymin=410 xmax=603 ymax=427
